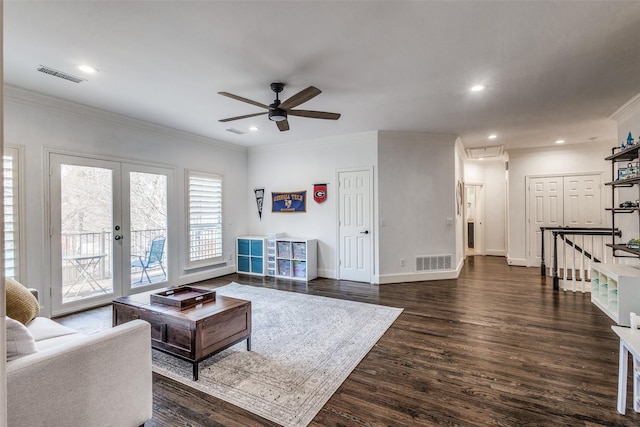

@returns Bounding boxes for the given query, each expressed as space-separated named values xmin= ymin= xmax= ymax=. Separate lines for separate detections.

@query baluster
xmin=581 ymin=234 xmax=586 ymax=293
xmin=571 ymin=236 xmax=577 ymax=292
xmin=563 ymin=235 xmax=568 ymax=291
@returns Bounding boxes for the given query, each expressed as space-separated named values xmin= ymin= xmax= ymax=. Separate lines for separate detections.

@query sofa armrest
xmin=7 ymin=319 xmax=152 ymax=427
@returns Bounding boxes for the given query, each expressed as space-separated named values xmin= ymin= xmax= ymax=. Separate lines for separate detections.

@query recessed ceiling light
xmin=555 ymin=139 xmax=565 ymax=144
xmin=249 ymin=126 xmax=259 ymax=131
xmin=470 ymin=84 xmax=485 ymax=92
xmin=488 ymin=134 xmax=497 ymax=140
xmin=77 ymin=64 xmax=98 ymax=74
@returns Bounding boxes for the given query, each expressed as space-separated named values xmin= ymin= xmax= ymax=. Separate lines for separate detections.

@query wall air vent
xmin=37 ymin=65 xmax=85 ymax=83
xmin=416 ymin=255 xmax=452 ymax=271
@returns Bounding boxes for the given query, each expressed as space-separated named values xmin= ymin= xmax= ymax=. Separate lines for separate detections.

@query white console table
xmin=612 ymin=325 xmax=640 ymax=414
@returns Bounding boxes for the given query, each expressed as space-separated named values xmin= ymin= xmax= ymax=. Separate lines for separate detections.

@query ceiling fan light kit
xmin=218 ymin=82 xmax=340 ymax=131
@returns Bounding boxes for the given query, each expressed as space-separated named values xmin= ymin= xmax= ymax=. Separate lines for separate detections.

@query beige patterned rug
xmin=152 ymin=282 xmax=403 ymax=427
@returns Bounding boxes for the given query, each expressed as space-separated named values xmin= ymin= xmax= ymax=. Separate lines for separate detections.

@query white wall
xmin=464 ymin=159 xmax=507 ymax=256
xmin=507 ymin=141 xmax=611 ymax=265
xmin=377 ymin=131 xmax=459 ymax=283
xmin=247 ymin=132 xmax=378 ymax=279
xmin=4 ymin=86 xmax=249 ymax=316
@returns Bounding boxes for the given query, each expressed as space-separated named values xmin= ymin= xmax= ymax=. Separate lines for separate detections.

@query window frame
xmin=184 ymin=170 xmax=224 ymax=269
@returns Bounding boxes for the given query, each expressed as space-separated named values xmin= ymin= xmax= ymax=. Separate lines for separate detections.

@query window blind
xmin=3 ymin=148 xmax=20 ymax=279
xmin=187 ymin=171 xmax=223 ymax=266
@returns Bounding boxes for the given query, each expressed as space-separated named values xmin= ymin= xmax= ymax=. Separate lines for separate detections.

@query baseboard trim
xmin=485 ymin=249 xmax=506 ymax=257
xmin=507 ymin=256 xmax=527 ymax=266
xmin=377 ymin=258 xmax=463 ymax=284
xmin=177 ymin=264 xmax=237 ymax=285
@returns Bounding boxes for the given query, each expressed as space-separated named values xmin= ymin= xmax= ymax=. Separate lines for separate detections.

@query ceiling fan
xmin=218 ymin=82 xmax=340 ymax=132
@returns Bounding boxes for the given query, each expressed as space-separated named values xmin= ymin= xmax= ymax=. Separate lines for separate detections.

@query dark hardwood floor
xmin=63 ymin=256 xmax=640 ymax=426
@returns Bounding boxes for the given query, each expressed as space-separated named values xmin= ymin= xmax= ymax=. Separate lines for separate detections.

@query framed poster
xmin=272 ymin=191 xmax=306 ymax=212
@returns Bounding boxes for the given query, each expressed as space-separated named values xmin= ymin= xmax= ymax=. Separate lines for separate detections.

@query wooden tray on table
xmin=151 ymin=286 xmax=216 ymax=309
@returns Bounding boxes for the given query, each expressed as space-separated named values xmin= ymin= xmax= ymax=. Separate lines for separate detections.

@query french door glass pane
xmin=60 ymin=164 xmax=114 ymax=302
xmin=130 ymin=171 xmax=168 ymax=287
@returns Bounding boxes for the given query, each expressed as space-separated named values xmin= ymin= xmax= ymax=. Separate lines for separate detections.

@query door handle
xmin=360 ymin=230 xmax=369 ymax=234
xmin=114 ymin=235 xmax=123 ymax=241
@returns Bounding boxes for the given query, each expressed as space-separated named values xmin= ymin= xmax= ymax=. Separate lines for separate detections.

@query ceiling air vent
xmin=37 ymin=65 xmax=85 ymax=83
xmin=226 ymin=128 xmax=245 ymax=135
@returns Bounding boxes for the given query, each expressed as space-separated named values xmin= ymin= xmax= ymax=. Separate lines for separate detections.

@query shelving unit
xmin=605 ymin=144 xmax=640 ymax=258
xmin=275 ymin=238 xmax=317 ymax=281
xmin=236 ymin=236 xmax=266 ymax=276
xmin=265 ymin=233 xmax=285 ymax=277
xmin=591 ymin=263 xmax=640 ymax=326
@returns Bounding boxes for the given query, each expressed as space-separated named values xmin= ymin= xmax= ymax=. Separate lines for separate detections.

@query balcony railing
xmin=61 ymin=228 xmax=166 ymax=284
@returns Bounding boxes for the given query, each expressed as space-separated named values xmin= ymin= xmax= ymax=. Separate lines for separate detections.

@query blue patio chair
xmin=131 ymin=236 xmax=166 ymax=284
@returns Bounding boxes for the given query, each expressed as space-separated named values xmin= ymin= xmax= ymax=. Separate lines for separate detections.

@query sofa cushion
xmin=6 ymin=316 xmax=38 ymax=361
xmin=27 ymin=317 xmax=81 ymax=342
xmin=6 ymin=278 xmax=40 ymax=325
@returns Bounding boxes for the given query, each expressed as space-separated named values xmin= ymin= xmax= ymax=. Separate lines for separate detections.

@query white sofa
xmin=7 ymin=308 xmax=153 ymax=426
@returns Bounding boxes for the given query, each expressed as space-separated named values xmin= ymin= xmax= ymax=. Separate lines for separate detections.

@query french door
xmin=49 ymin=153 xmax=170 ymax=315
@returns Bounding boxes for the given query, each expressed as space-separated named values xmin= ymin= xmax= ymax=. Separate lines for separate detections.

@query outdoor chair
xmin=131 ymin=236 xmax=166 ymax=284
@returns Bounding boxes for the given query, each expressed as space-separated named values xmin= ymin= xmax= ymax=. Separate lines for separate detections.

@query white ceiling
xmin=5 ymin=1 xmax=640 ymax=151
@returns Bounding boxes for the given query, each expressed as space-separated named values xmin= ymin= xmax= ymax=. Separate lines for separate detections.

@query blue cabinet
xmin=236 ymin=236 xmax=266 ymax=276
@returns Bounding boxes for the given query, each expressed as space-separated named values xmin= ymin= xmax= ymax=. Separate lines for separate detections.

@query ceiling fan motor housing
xmin=269 ymin=107 xmax=287 ymax=122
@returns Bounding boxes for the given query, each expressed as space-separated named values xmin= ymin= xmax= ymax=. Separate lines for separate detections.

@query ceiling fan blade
xmin=277 ymin=120 xmax=290 ymax=132
xmin=289 ymin=110 xmax=341 ymax=120
xmin=218 ymin=92 xmax=270 ymax=109
xmin=279 ymin=86 xmax=321 ymax=110
xmin=219 ymin=112 xmax=267 ymax=122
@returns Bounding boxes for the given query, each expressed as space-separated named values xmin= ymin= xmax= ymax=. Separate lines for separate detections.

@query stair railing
xmin=540 ymin=227 xmax=621 ymax=291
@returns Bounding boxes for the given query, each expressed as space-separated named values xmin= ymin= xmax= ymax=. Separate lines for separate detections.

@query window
xmin=4 ymin=146 xmax=23 ymax=280
xmin=186 ymin=171 xmax=223 ymax=268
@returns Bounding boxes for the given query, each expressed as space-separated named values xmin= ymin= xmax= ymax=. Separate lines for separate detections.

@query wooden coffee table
xmin=112 ymin=287 xmax=251 ymax=380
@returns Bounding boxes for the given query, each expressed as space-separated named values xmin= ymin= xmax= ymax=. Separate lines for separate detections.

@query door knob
xmin=360 ymin=230 xmax=369 ymax=234
xmin=114 ymin=235 xmax=123 ymax=241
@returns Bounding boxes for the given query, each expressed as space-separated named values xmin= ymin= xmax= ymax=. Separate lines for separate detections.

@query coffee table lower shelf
xmin=113 ymin=290 xmax=252 ymax=381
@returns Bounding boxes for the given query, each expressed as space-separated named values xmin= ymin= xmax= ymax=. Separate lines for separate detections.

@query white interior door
xmin=338 ymin=169 xmax=372 ymax=282
xmin=527 ymin=173 xmax=603 ymax=266
xmin=528 ymin=176 xmax=564 ymax=266
xmin=564 ymin=175 xmax=602 ymax=227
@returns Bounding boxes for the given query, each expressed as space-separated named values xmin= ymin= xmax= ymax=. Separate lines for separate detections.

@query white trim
xmin=377 ymin=257 xmax=464 ymax=284
xmin=249 ymin=130 xmax=377 ymax=154
xmin=610 ymin=92 xmax=640 ymax=123
xmin=507 ymin=256 xmax=528 ymax=266
xmin=485 ymin=249 xmax=507 ymax=257
xmin=4 ymin=85 xmax=246 ymax=154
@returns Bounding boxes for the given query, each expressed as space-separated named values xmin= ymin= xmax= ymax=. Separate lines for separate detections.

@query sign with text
xmin=272 ymin=191 xmax=306 ymax=213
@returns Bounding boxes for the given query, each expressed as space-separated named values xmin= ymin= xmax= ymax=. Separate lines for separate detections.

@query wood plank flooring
xmin=60 ymin=256 xmax=640 ymax=426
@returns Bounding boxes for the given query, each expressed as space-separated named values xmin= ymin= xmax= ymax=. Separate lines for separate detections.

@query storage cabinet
xmin=265 ymin=233 xmax=285 ymax=277
xmin=275 ymin=238 xmax=317 ymax=281
xmin=591 ymin=263 xmax=640 ymax=326
xmin=236 ymin=236 xmax=266 ymax=276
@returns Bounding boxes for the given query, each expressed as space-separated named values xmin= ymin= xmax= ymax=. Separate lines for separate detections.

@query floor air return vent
xmin=416 ymin=255 xmax=452 ymax=271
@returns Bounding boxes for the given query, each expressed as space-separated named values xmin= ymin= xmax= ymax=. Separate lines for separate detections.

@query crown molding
xmin=3 ymin=84 xmax=247 ymax=154
xmin=247 ymin=130 xmax=378 ymax=154
xmin=610 ymin=91 xmax=640 ymax=124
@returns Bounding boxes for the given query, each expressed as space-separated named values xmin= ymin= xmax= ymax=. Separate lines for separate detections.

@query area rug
xmin=151 ymin=282 xmax=403 ymax=427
